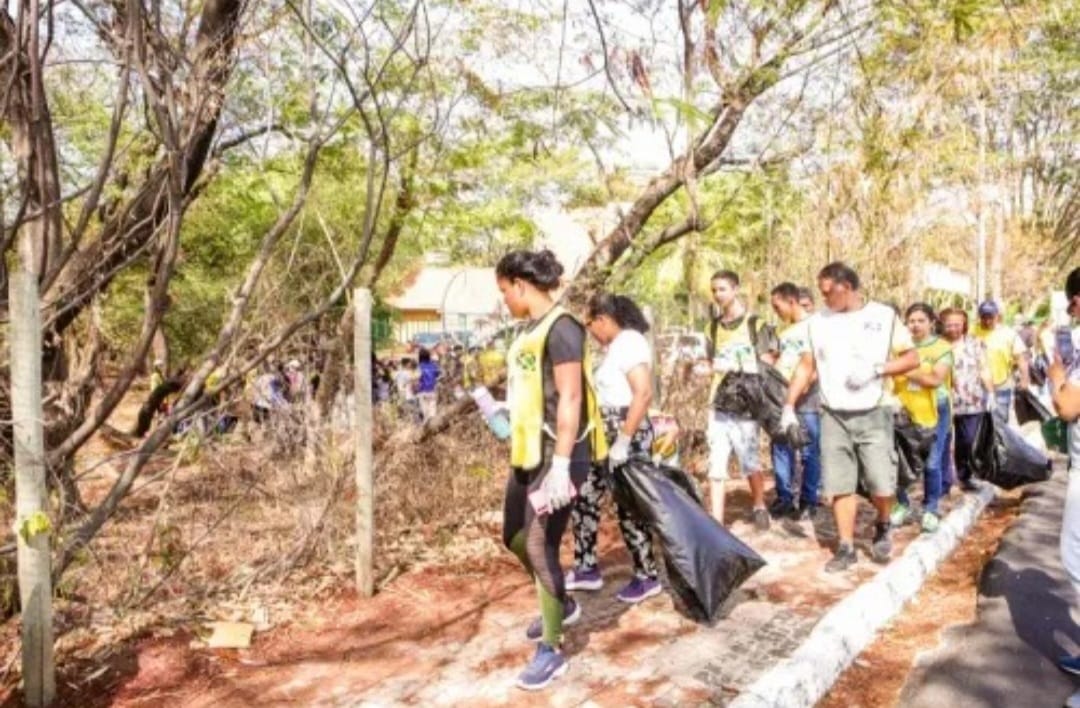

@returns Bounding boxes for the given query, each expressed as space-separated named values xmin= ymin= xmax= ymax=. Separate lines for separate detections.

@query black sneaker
xmin=752 ymin=508 xmax=771 ymax=531
xmin=790 ymin=503 xmax=822 ymax=522
xmin=825 ymin=544 xmax=857 ymax=572
xmin=871 ymin=522 xmax=892 ymax=564
xmin=767 ymin=498 xmax=790 ymax=518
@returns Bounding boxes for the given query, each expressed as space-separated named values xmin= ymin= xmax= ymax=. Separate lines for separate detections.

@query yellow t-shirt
xmin=894 ymin=337 xmax=953 ymax=427
xmin=972 ymin=323 xmax=1027 ymax=388
xmin=706 ymin=315 xmax=758 ymax=398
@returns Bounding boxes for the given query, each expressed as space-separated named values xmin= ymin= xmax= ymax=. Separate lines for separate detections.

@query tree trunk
xmin=38 ymin=0 xmax=244 ymax=338
xmin=10 ymin=270 xmax=55 ymax=707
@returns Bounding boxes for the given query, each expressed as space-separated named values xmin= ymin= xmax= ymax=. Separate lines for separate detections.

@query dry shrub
xmin=1 ymin=367 xmax=719 ymax=682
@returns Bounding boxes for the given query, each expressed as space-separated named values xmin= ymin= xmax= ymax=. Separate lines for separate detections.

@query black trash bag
xmin=969 ymin=413 xmax=1052 ymax=490
xmin=894 ymin=410 xmax=935 ymax=484
xmin=613 ymin=458 xmax=766 ymax=623
xmin=711 ymin=365 xmax=810 ymax=447
xmin=711 ymin=371 xmax=761 ymax=417
xmin=1015 ymin=388 xmax=1053 ymax=426
xmin=758 ymin=363 xmax=811 ymax=448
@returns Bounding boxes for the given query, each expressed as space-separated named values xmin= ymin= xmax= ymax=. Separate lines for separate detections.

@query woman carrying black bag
xmin=567 ymin=293 xmax=663 ymax=604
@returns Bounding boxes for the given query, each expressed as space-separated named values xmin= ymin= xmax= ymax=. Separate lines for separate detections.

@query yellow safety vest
xmin=507 ymin=305 xmax=608 ymax=469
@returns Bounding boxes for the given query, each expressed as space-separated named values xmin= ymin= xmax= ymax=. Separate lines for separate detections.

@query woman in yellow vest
xmin=893 ymin=303 xmax=954 ymax=533
xmin=495 ymin=249 xmax=607 ymax=691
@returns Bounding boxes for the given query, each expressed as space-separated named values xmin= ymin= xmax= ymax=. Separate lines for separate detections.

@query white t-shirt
xmin=808 ymin=301 xmax=914 ymax=411
xmin=594 ymin=329 xmax=652 ymax=408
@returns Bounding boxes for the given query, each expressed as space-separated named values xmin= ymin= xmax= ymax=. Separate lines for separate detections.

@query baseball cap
xmin=977 ymin=301 xmax=999 ymax=317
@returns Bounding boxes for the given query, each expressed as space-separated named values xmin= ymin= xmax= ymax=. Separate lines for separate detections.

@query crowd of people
xmin=491 ymin=247 xmax=1080 ymax=692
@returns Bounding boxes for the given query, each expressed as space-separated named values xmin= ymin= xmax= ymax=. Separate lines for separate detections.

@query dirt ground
xmin=820 ymin=492 xmax=1022 ymax=708
xmin=0 ymin=377 xmax=1024 ymax=707
xmin=1 ymin=479 xmax=993 ymax=708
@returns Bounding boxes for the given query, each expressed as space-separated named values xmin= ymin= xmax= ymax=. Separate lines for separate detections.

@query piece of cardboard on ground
xmin=205 ymin=621 xmax=255 ymax=649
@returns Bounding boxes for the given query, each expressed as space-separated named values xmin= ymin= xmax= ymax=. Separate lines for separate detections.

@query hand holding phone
xmin=1056 ymin=327 xmax=1076 ymax=367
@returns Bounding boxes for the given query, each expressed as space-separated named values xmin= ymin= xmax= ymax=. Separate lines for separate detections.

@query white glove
xmin=780 ymin=405 xmax=798 ymax=432
xmin=608 ymin=432 xmax=632 ymax=466
xmin=986 ymin=393 xmax=997 ymax=413
xmin=543 ymin=455 xmax=575 ymax=511
xmin=845 ymin=362 xmax=880 ymax=391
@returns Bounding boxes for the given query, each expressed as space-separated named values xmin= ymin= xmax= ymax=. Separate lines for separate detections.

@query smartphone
xmin=527 ymin=485 xmax=577 ymax=515
xmin=527 ymin=488 xmax=550 ymax=515
xmin=1057 ymin=327 xmax=1076 ymax=367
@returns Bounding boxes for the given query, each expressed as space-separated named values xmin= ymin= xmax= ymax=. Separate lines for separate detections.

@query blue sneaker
xmin=565 ymin=566 xmax=603 ymax=591
xmin=525 ymin=598 xmax=580 ymax=641
xmin=616 ymin=576 xmax=663 ymax=604
xmin=516 ymin=642 xmax=568 ymax=691
xmin=1059 ymin=654 xmax=1080 ymax=676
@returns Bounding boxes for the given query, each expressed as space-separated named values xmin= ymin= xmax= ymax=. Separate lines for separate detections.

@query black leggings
xmin=503 ymin=450 xmax=589 ymax=644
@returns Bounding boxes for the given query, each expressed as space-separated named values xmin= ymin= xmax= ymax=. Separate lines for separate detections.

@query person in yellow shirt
xmin=893 ymin=304 xmax=954 ymax=533
xmin=705 ymin=270 xmax=770 ymax=530
xmin=972 ymin=300 xmax=1030 ymax=424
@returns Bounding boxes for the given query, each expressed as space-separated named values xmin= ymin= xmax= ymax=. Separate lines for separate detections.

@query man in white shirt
xmin=783 ymin=262 xmax=919 ymax=572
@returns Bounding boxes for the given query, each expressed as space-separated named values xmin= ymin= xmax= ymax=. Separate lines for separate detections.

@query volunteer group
xmin=493 ymin=247 xmax=1080 ymax=692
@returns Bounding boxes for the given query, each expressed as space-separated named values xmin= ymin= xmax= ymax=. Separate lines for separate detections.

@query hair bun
xmin=533 ymin=249 xmax=564 ymax=288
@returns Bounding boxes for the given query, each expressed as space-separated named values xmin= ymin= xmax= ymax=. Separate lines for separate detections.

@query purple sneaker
xmin=565 ymin=566 xmax=603 ymax=591
xmin=516 ymin=642 xmax=568 ymax=690
xmin=616 ymin=576 xmax=662 ymax=604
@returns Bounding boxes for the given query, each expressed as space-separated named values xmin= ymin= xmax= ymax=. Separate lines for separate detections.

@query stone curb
xmin=730 ymin=482 xmax=997 ymax=708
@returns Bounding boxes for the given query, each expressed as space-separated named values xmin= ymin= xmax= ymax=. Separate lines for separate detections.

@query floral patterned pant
xmin=570 ymin=408 xmax=658 ymax=579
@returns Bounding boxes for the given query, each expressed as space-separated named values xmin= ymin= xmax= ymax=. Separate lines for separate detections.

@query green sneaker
xmin=889 ymin=503 xmax=910 ymax=528
xmin=921 ymin=511 xmax=940 ymax=534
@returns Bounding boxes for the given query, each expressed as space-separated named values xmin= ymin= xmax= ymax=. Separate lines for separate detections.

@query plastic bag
xmin=711 ymin=371 xmax=760 ymax=417
xmin=1013 ymin=390 xmax=1068 ymax=453
xmin=894 ymin=410 xmax=935 ymax=487
xmin=969 ymin=413 xmax=1052 ymax=490
xmin=613 ymin=458 xmax=765 ymax=623
xmin=711 ymin=364 xmax=810 ymax=447
xmin=1015 ymin=389 xmax=1053 ymax=426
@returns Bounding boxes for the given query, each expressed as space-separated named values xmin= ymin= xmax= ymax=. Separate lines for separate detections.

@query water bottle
xmin=471 ymin=386 xmax=511 ymax=440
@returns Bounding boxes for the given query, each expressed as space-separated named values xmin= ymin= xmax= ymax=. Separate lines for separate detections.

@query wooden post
xmin=644 ymin=305 xmax=661 ymax=402
xmin=354 ymin=288 xmax=375 ymax=597
xmin=10 ymin=270 xmax=56 ymax=706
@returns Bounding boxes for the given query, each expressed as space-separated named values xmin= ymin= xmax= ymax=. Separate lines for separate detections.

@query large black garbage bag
xmin=613 ymin=459 xmax=766 ymax=623
xmin=711 ymin=365 xmax=809 ymax=447
xmin=1015 ymin=389 xmax=1053 ymax=425
xmin=711 ymin=371 xmax=760 ymax=417
xmin=969 ymin=413 xmax=1052 ymax=490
